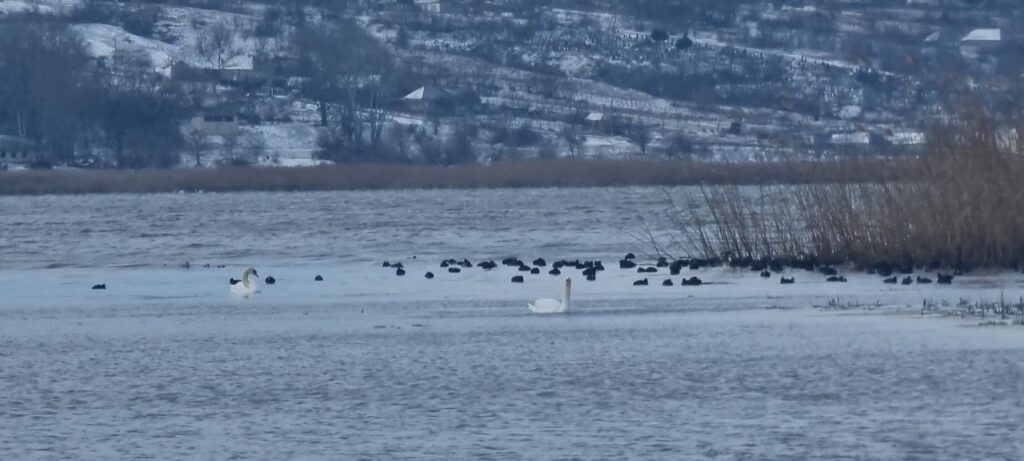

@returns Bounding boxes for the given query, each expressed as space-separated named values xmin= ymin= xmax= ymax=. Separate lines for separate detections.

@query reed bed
xmin=670 ymin=106 xmax=1024 ymax=269
xmin=0 ymin=158 xmax=898 ymax=195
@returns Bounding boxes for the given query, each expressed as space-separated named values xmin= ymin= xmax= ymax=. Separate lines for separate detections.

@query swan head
xmin=242 ymin=267 xmax=258 ymax=279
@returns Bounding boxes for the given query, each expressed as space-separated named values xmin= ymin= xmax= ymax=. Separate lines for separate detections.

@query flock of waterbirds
xmin=89 ymin=253 xmax=960 ymax=300
xmin=92 ymin=252 xmax=954 ymax=290
xmin=381 ymin=253 xmax=960 ymax=287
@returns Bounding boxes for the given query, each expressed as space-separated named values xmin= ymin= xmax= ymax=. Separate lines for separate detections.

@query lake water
xmin=2 ymin=188 xmax=1023 ymax=459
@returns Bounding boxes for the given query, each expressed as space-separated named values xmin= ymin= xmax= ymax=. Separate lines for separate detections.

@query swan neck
xmin=562 ymin=282 xmax=571 ymax=309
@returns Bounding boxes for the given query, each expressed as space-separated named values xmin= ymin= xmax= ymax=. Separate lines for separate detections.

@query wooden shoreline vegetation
xmin=668 ymin=108 xmax=1024 ymax=269
xmin=0 ymin=158 xmax=908 ymax=195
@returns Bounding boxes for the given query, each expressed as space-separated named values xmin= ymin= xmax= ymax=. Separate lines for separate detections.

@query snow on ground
xmin=688 ymin=34 xmax=899 ymax=77
xmin=390 ymin=113 xmax=425 ymax=127
xmin=583 ymin=135 xmax=636 ymax=158
xmin=73 ymin=23 xmax=179 ymax=76
xmin=0 ymin=0 xmax=58 ymax=15
xmin=242 ymin=123 xmax=319 ymax=160
xmin=179 ymin=123 xmax=322 ymax=168
xmin=158 ymin=4 xmax=261 ymax=71
xmin=547 ymin=7 xmax=630 ymax=30
xmin=70 ymin=4 xmax=260 ymax=76
xmin=556 ymin=54 xmax=596 ymax=77
xmin=274 ymin=157 xmax=329 ymax=167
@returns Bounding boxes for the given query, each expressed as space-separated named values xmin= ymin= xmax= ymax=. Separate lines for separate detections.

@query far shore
xmin=0 ymin=158 xmax=905 ymax=195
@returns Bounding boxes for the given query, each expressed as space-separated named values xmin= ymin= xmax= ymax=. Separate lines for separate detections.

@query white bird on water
xmin=529 ymin=278 xmax=571 ymax=314
xmin=230 ymin=267 xmax=259 ymax=296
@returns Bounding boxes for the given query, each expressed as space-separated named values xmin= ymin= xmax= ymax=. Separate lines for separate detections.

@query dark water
xmin=0 ymin=188 xmax=671 ymax=269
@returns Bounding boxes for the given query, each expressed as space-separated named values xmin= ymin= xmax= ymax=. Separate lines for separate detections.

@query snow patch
xmin=73 ymin=23 xmax=178 ymax=76
xmin=0 ymin=0 xmax=57 ymax=15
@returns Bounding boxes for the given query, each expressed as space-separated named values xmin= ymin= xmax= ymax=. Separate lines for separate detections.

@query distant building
xmin=415 ymin=0 xmax=442 ymax=13
xmin=584 ymin=112 xmax=604 ymax=129
xmin=403 ymin=86 xmax=448 ymax=102
xmin=402 ymin=85 xmax=450 ymax=112
xmin=191 ymin=114 xmax=240 ymax=136
xmin=171 ymin=61 xmax=256 ymax=87
xmin=922 ymin=30 xmax=959 ymax=51
xmin=380 ymin=0 xmax=442 ymax=13
xmin=253 ymin=55 xmax=301 ymax=78
xmin=960 ymin=28 xmax=1001 ymax=60
xmin=837 ymin=105 xmax=862 ymax=120
xmin=813 ymin=129 xmax=922 ymax=155
xmin=888 ymin=131 xmax=925 ymax=146
xmin=961 ymin=28 xmax=1001 ymax=43
xmin=0 ymin=135 xmax=46 ymax=166
xmin=830 ymin=132 xmax=871 ymax=145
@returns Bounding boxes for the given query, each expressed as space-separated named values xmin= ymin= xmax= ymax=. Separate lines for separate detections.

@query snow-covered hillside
xmin=1 ymin=0 xmax=1016 ymax=168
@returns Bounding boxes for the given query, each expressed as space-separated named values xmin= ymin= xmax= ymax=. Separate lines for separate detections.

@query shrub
xmin=254 ymin=7 xmax=284 ymax=38
xmin=675 ymin=35 xmax=694 ymax=50
xmin=490 ymin=123 xmax=541 ymax=148
xmin=70 ymin=1 xmax=117 ymax=24
xmin=121 ymin=5 xmax=161 ymax=38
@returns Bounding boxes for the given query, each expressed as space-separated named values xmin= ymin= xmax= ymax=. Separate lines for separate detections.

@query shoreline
xmin=0 ymin=158 xmax=902 ymax=195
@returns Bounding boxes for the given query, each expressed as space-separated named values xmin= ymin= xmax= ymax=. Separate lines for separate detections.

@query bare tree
xmin=561 ymin=125 xmax=584 ymax=157
xmin=414 ymin=129 xmax=442 ymax=164
xmin=626 ymin=123 xmax=652 ymax=156
xmin=184 ymin=130 xmax=211 ymax=167
xmin=98 ymin=48 xmax=185 ymax=168
xmin=204 ymin=23 xmax=239 ymax=70
xmin=242 ymin=132 xmax=268 ymax=164
xmin=295 ymin=21 xmax=391 ymax=128
xmin=388 ymin=124 xmax=412 ymax=162
xmin=221 ymin=132 xmax=240 ymax=164
xmin=444 ymin=124 xmax=476 ymax=166
xmin=0 ymin=24 xmax=93 ymax=162
xmin=364 ymin=81 xmax=391 ymax=144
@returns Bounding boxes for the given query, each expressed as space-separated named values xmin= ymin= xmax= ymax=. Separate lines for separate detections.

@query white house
xmin=830 ymin=132 xmax=871 ymax=145
xmin=960 ymin=28 xmax=1001 ymax=59
xmin=402 ymin=86 xmax=449 ymax=102
xmin=961 ymin=28 xmax=1001 ymax=43
xmin=838 ymin=105 xmax=862 ymax=120
xmin=0 ymin=135 xmax=45 ymax=165
xmin=191 ymin=114 xmax=240 ymax=136
xmin=414 ymin=0 xmax=442 ymax=13
xmin=889 ymin=131 xmax=925 ymax=145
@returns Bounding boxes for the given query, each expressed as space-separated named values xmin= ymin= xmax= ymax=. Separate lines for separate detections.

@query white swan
xmin=231 ymin=267 xmax=259 ymax=296
xmin=529 ymin=278 xmax=571 ymax=314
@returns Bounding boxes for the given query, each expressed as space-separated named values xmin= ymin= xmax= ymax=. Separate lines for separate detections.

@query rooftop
xmin=961 ymin=29 xmax=1001 ymax=43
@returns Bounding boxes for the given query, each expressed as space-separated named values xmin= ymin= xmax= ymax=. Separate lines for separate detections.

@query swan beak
xmin=253 ymin=269 xmax=259 ymax=277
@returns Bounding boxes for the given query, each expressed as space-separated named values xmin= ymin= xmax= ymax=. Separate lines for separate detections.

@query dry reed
xmin=0 ymin=158 xmax=898 ymax=196
xmin=671 ymin=103 xmax=1024 ymax=269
